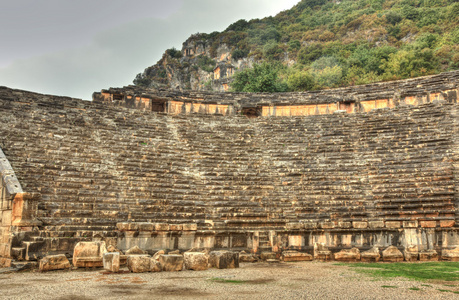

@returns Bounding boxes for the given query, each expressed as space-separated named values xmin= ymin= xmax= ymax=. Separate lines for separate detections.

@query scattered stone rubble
xmin=33 ymin=241 xmax=459 ymax=273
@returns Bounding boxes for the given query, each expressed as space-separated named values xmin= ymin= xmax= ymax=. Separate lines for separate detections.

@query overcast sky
xmin=0 ymin=0 xmax=298 ymax=100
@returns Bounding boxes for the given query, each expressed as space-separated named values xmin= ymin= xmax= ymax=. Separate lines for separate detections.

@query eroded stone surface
xmin=127 ymin=255 xmax=151 ymax=273
xmin=334 ymin=248 xmax=360 ymax=262
xmin=209 ymin=251 xmax=239 ymax=269
xmin=282 ymin=251 xmax=312 ymax=262
xmin=159 ymin=254 xmax=184 ymax=272
xmin=314 ymin=243 xmax=332 ymax=261
xmin=39 ymin=254 xmax=70 ymax=272
xmin=441 ymin=247 xmax=459 ymax=261
xmin=73 ymin=242 xmax=107 ymax=268
xmin=184 ymin=252 xmax=208 ymax=271
xmin=382 ymin=246 xmax=404 ymax=262
xmin=103 ymin=252 xmax=120 ymax=273
xmin=361 ymin=247 xmax=380 ymax=262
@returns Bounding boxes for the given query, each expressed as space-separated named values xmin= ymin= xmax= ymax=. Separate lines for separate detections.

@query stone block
xmin=319 ymin=222 xmax=335 ymax=229
xmin=441 ymin=247 xmax=459 ymax=261
xmin=313 ymin=243 xmax=332 ymax=261
xmin=182 ymin=224 xmax=198 ymax=231
xmin=116 ymin=222 xmax=129 ymax=231
xmin=302 ymin=222 xmax=317 ymax=229
xmin=352 ymin=222 xmax=368 ymax=229
xmin=420 ymin=221 xmax=437 ymax=228
xmin=127 ymin=255 xmax=151 ymax=273
xmin=73 ymin=241 xmax=106 ymax=268
xmin=440 ymin=220 xmax=455 ymax=228
xmin=368 ymin=221 xmax=384 ymax=229
xmin=282 ymin=251 xmax=312 ymax=262
xmin=382 ymin=246 xmax=404 ymax=262
xmin=184 ymin=252 xmax=208 ymax=271
xmin=403 ymin=221 xmax=418 ymax=228
xmin=334 ymin=248 xmax=361 ymax=262
xmin=404 ymin=246 xmax=419 ymax=262
xmin=138 ymin=222 xmax=154 ymax=232
xmin=169 ymin=224 xmax=183 ymax=231
xmin=209 ymin=251 xmax=239 ymax=269
xmin=419 ymin=250 xmax=438 ymax=262
xmin=361 ymin=247 xmax=380 ymax=262
xmin=103 ymin=252 xmax=120 ymax=273
xmin=286 ymin=223 xmax=303 ymax=230
xmin=385 ymin=221 xmax=401 ymax=229
xmin=155 ymin=223 xmax=170 ymax=231
xmin=125 ymin=246 xmax=147 ymax=255
xmin=338 ymin=222 xmax=352 ymax=229
xmin=159 ymin=255 xmax=184 ymax=272
xmin=39 ymin=254 xmax=70 ymax=272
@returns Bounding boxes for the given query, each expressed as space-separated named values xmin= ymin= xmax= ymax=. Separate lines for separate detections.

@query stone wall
xmin=0 ymin=71 xmax=458 ymax=262
xmin=94 ymin=70 xmax=459 ymax=117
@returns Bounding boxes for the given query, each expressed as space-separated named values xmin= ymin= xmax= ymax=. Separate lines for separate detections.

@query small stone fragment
xmin=361 ymin=247 xmax=380 ymax=262
xmin=125 ymin=246 xmax=146 ymax=255
xmin=419 ymin=250 xmax=438 ymax=261
xmin=150 ymin=259 xmax=162 ymax=272
xmin=127 ymin=255 xmax=151 ymax=273
xmin=168 ymin=250 xmax=180 ymax=255
xmin=260 ymin=252 xmax=277 ymax=261
xmin=441 ymin=247 xmax=459 ymax=261
xmin=313 ymin=243 xmax=332 ymax=261
xmin=403 ymin=245 xmax=419 ymax=262
xmin=184 ymin=252 xmax=208 ymax=271
xmin=39 ymin=254 xmax=70 ymax=272
xmin=382 ymin=246 xmax=404 ymax=262
xmin=239 ymin=253 xmax=258 ymax=263
xmin=103 ymin=252 xmax=120 ymax=273
xmin=159 ymin=254 xmax=184 ymax=272
xmin=333 ymin=248 xmax=361 ymax=262
xmin=152 ymin=250 xmax=166 ymax=262
xmin=282 ymin=251 xmax=312 ymax=262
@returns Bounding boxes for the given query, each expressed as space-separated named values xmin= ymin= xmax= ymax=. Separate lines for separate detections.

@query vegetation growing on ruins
xmin=134 ymin=0 xmax=459 ymax=91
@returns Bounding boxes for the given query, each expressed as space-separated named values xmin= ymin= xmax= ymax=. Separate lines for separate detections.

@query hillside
xmin=133 ymin=0 xmax=459 ymax=92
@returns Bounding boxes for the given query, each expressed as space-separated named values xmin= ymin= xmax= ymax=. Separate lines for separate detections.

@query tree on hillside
xmin=231 ymin=63 xmax=288 ymax=93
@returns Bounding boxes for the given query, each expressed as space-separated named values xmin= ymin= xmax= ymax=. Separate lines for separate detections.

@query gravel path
xmin=0 ymin=262 xmax=458 ymax=300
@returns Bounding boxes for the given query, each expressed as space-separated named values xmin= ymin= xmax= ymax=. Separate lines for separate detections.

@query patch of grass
xmin=421 ymin=284 xmax=432 ymax=287
xmin=381 ymin=285 xmax=398 ymax=288
xmin=438 ymin=289 xmax=452 ymax=293
xmin=409 ymin=287 xmax=421 ymax=291
xmin=210 ymin=278 xmax=245 ymax=284
xmin=346 ymin=262 xmax=459 ymax=282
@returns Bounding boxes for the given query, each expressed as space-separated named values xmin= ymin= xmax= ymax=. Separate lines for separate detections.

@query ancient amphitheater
xmin=0 ymin=70 xmax=458 ymax=270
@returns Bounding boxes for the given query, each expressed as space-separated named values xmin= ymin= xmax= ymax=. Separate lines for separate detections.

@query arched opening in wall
xmin=241 ymin=107 xmax=262 ymax=118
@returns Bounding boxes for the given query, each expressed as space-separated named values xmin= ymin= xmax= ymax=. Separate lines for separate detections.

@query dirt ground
xmin=0 ymin=261 xmax=458 ymax=300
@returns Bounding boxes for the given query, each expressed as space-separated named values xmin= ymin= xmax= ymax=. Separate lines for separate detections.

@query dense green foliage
xmin=231 ymin=63 xmax=288 ymax=92
xmin=229 ymin=0 xmax=459 ymax=91
xmin=135 ymin=0 xmax=459 ymax=91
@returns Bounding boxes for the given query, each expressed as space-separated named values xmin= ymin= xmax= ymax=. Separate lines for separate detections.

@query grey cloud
xmin=0 ymin=0 xmax=298 ymax=99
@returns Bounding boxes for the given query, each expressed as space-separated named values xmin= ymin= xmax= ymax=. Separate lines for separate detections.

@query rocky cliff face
xmin=133 ymin=0 xmax=459 ymax=92
xmin=136 ymin=34 xmax=259 ymax=92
